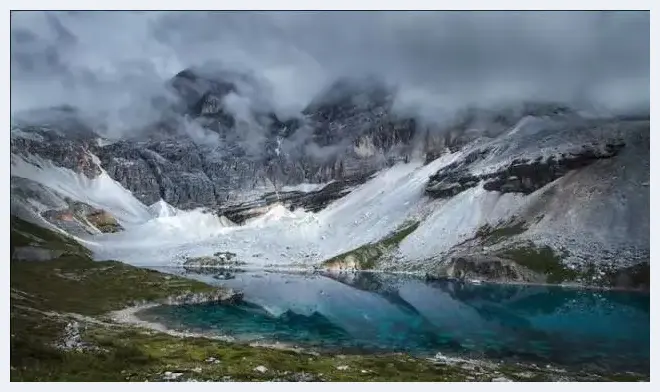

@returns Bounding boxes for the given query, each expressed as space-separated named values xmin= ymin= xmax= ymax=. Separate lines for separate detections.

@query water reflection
xmin=144 ymin=268 xmax=649 ymax=373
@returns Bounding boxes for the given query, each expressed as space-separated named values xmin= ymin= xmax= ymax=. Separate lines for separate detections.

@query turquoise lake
xmin=141 ymin=269 xmax=650 ymax=374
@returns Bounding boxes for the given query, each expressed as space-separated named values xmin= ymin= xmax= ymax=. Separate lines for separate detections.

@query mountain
xmin=9 ymin=67 xmax=649 ymax=289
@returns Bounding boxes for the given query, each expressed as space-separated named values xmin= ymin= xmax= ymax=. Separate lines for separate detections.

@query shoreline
xmin=142 ymin=263 xmax=650 ymax=294
xmin=109 ymin=303 xmax=334 ymax=357
xmin=108 ymin=301 xmax=649 ymax=380
xmin=109 ymin=303 xmax=236 ymax=342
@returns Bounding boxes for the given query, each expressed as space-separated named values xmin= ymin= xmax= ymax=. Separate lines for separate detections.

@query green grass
xmin=11 ymin=256 xmax=217 ymax=316
xmin=11 ymin=217 xmax=217 ymax=316
xmin=11 ymin=216 xmax=92 ymax=258
xmin=499 ymin=242 xmax=649 ymax=288
xmin=10 ymin=216 xmax=476 ymax=382
xmin=380 ymin=221 xmax=420 ymax=248
xmin=9 ymin=217 xmax=649 ymax=382
xmin=322 ymin=221 xmax=420 ymax=270
xmin=500 ymin=243 xmax=577 ymax=284
xmin=475 ymin=219 xmax=528 ymax=246
xmin=11 ymin=304 xmax=478 ymax=382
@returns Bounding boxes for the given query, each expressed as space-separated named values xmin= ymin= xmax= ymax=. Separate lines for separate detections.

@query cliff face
xmin=11 ymin=71 xmax=428 ymax=211
xmin=9 ymin=68 xmax=650 ymax=285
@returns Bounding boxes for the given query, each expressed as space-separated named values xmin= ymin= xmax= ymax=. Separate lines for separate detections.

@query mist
xmin=10 ymin=11 xmax=650 ymax=138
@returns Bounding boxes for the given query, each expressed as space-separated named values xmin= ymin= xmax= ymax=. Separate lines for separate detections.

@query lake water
xmin=141 ymin=268 xmax=650 ymax=374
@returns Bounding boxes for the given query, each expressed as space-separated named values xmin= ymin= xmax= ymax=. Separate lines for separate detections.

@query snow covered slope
xmin=78 ymin=155 xmax=458 ymax=267
xmin=10 ymin=111 xmax=649 ymax=287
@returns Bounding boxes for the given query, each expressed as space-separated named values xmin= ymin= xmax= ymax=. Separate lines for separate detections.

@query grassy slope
xmin=322 ymin=221 xmax=420 ymax=270
xmin=10 ymin=217 xmax=647 ymax=381
xmin=8 ymin=218 xmax=477 ymax=382
xmin=470 ymin=218 xmax=650 ymax=289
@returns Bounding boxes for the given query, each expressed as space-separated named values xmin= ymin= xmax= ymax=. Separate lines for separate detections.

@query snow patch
xmin=148 ymin=200 xmax=180 ymax=218
xmin=95 ymin=137 xmax=116 ymax=147
xmin=85 ymin=154 xmax=462 ymax=267
xmin=11 ymin=153 xmax=152 ymax=226
xmin=280 ymin=182 xmax=333 ymax=193
xmin=398 ymin=187 xmax=525 ymax=262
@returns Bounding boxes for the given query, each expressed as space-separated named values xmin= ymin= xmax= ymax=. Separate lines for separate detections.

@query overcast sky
xmin=10 ymin=11 xmax=650 ymax=130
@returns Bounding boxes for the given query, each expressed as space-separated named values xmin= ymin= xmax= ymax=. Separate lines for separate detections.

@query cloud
xmin=10 ymin=10 xmax=650 ymax=137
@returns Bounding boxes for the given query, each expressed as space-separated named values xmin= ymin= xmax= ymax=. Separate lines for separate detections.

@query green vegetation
xmin=11 ymin=302 xmax=485 ymax=382
xmin=322 ymin=221 xmax=420 ymax=270
xmin=474 ymin=219 xmax=528 ymax=246
xmin=9 ymin=218 xmax=484 ymax=382
xmin=11 ymin=256 xmax=217 ymax=316
xmin=500 ymin=243 xmax=577 ymax=284
xmin=9 ymin=217 xmax=648 ymax=381
xmin=9 ymin=217 xmax=476 ymax=382
xmin=498 ymin=242 xmax=649 ymax=289
xmin=380 ymin=222 xmax=420 ymax=248
xmin=11 ymin=216 xmax=91 ymax=258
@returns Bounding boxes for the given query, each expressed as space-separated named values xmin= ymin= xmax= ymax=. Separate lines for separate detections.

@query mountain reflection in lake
xmin=141 ymin=268 xmax=649 ymax=373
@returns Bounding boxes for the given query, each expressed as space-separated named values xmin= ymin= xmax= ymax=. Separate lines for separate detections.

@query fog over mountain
xmin=11 ymin=11 xmax=649 ymax=134
xmin=9 ymin=11 xmax=650 ymax=290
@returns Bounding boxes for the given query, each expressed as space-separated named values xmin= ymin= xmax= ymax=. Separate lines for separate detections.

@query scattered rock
xmin=254 ymin=365 xmax=268 ymax=373
xmin=183 ymin=253 xmax=246 ymax=267
xmin=57 ymin=321 xmax=90 ymax=352
xmin=426 ymin=138 xmax=625 ymax=199
xmin=85 ymin=209 xmax=122 ymax=233
xmin=292 ymin=372 xmax=317 ymax=381
xmin=491 ymin=376 xmax=513 ymax=382
xmin=427 ymin=254 xmax=545 ymax=284
xmin=162 ymin=371 xmax=184 ymax=381
xmin=163 ymin=289 xmax=243 ymax=305
xmin=336 ymin=365 xmax=349 ymax=371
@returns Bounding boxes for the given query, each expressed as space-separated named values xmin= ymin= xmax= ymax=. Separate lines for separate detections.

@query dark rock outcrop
xmin=13 ymin=70 xmax=580 ymax=214
xmin=218 ymin=174 xmax=369 ymax=224
xmin=482 ymin=141 xmax=625 ymax=194
xmin=11 ymin=71 xmax=426 ymax=211
xmin=11 ymin=125 xmax=101 ymax=179
xmin=607 ymin=262 xmax=649 ymax=291
xmin=426 ymin=138 xmax=626 ymax=198
xmin=426 ymin=254 xmax=546 ymax=284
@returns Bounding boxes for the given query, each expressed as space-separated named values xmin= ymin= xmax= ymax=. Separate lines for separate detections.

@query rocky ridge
xmin=9 ymin=68 xmax=650 ymax=288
